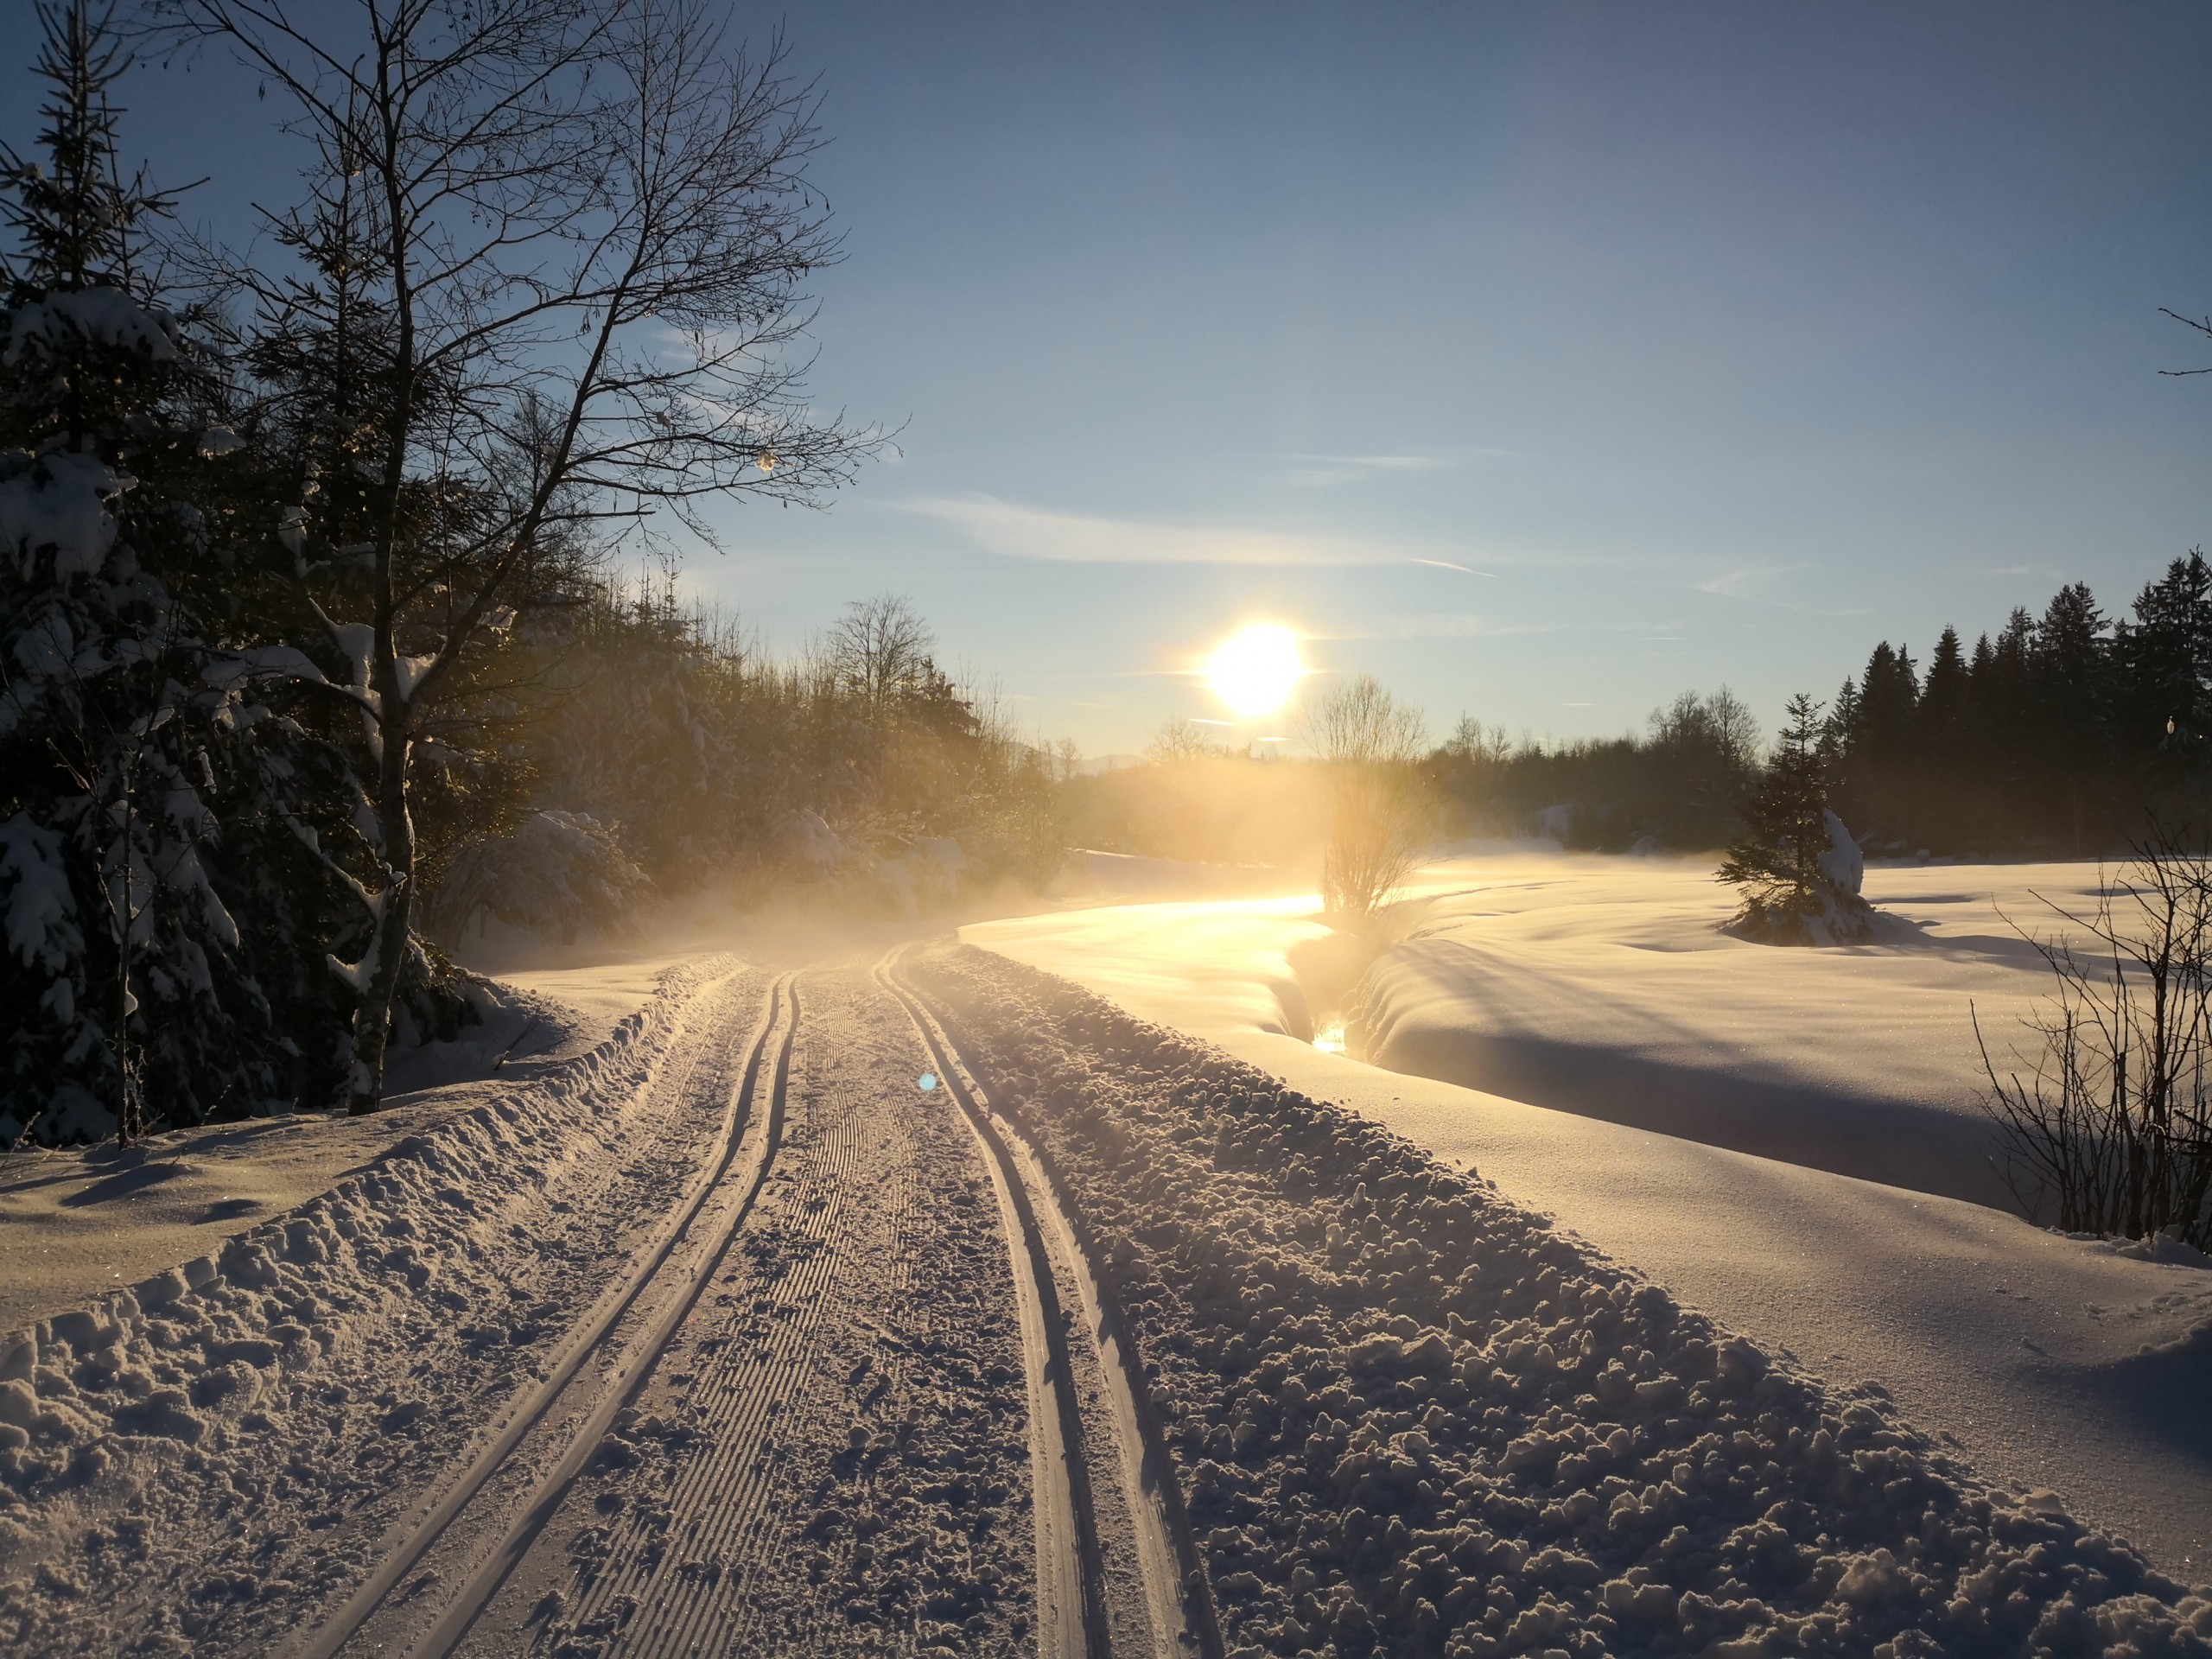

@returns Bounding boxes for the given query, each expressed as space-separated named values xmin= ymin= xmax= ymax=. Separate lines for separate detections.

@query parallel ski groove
xmin=418 ymin=974 xmax=797 ymax=1657
xmin=608 ymin=1039 xmax=880 ymax=1657
xmin=305 ymin=972 xmax=798 ymax=1659
xmin=294 ymin=967 xmax=763 ymax=1659
xmin=886 ymin=948 xmax=1226 ymax=1659
xmin=876 ymin=957 xmax=1115 ymax=1659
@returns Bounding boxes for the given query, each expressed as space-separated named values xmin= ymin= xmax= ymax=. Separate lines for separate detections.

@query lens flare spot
xmin=918 ymin=1071 xmax=938 ymax=1092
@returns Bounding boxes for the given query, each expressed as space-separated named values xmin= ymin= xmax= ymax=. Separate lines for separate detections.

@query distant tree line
xmin=423 ymin=583 xmax=1065 ymax=949
xmin=1432 ymin=690 xmax=1764 ymax=851
xmin=1423 ymin=557 xmax=2212 ymax=857
xmin=1821 ymin=557 xmax=2212 ymax=855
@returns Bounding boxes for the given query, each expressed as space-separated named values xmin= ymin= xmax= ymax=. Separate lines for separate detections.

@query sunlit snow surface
xmin=967 ymin=848 xmax=2212 ymax=1574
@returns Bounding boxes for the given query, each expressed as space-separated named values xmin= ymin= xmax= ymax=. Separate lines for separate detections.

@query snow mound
xmin=911 ymin=944 xmax=2212 ymax=1659
xmin=1817 ymin=810 xmax=1865 ymax=899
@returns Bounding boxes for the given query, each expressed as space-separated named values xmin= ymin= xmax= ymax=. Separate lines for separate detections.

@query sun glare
xmin=1205 ymin=624 xmax=1305 ymax=720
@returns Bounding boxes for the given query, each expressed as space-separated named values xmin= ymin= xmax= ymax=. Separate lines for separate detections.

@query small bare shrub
xmin=1975 ymin=823 xmax=2212 ymax=1247
xmin=1300 ymin=675 xmax=1430 ymax=919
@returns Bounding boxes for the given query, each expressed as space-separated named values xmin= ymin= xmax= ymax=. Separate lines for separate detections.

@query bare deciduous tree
xmin=1301 ymin=674 xmax=1431 ymax=919
xmin=826 ymin=594 xmax=934 ymax=715
xmin=1146 ymin=717 xmax=1228 ymax=765
xmin=1975 ymin=824 xmax=2212 ymax=1246
xmin=161 ymin=0 xmax=880 ymax=1110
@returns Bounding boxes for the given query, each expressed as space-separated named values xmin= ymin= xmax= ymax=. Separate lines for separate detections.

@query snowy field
xmin=1353 ymin=852 xmax=2133 ymax=1211
xmin=2 ymin=852 xmax=2209 ymax=1655
xmin=968 ymin=850 xmax=2212 ymax=1580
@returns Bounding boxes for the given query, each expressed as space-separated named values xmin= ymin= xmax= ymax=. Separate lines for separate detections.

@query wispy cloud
xmin=1697 ymin=566 xmax=1790 ymax=601
xmin=1314 ymin=614 xmax=1687 ymax=642
xmin=902 ymin=493 xmax=1427 ymax=566
xmin=1278 ymin=447 xmax=1528 ymax=489
xmin=1697 ymin=565 xmax=1869 ymax=617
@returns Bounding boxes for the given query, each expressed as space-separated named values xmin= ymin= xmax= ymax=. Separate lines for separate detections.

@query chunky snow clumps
xmin=911 ymin=944 xmax=2212 ymax=1659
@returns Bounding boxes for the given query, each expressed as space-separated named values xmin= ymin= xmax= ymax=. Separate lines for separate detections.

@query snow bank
xmin=911 ymin=944 xmax=2212 ymax=1658
xmin=0 ymin=960 xmax=747 ymax=1655
xmin=3 ymin=289 xmax=180 ymax=366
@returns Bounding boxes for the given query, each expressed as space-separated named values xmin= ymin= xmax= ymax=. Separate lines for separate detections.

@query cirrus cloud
xmin=901 ymin=493 xmax=1444 ymax=566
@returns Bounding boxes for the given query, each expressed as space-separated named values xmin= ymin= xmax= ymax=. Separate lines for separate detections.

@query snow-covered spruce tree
xmin=0 ymin=2 xmax=281 ymax=1142
xmin=169 ymin=0 xmax=880 ymax=1112
xmin=1716 ymin=693 xmax=1871 ymax=944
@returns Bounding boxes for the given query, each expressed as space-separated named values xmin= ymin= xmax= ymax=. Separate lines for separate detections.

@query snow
xmin=0 ymin=961 xmax=747 ymax=1652
xmin=435 ymin=810 xmax=651 ymax=947
xmin=963 ymin=852 xmax=2212 ymax=1577
xmin=1350 ymin=852 xmax=2112 ymax=1210
xmin=0 ymin=982 xmax=588 ymax=1332
xmin=0 ymin=815 xmax=79 ymax=977
xmin=785 ymin=807 xmax=844 ymax=871
xmin=0 ymin=450 xmax=121 ymax=581
xmin=912 ymin=942 xmax=2212 ymax=1656
xmin=200 ymin=644 xmax=326 ymax=692
xmin=454 ymin=969 xmax=1042 ymax=1658
xmin=3 ymin=289 xmax=178 ymax=366
xmin=1819 ymin=810 xmax=1865 ymax=898
xmin=6 ymin=845 xmax=2209 ymax=1650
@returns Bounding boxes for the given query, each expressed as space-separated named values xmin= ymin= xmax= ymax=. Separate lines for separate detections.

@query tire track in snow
xmin=300 ymin=971 xmax=798 ymax=1659
xmin=880 ymin=950 xmax=1205 ymax=1659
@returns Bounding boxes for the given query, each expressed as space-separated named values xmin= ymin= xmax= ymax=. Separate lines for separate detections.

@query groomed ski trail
xmin=302 ymin=972 xmax=798 ymax=1659
xmin=450 ymin=965 xmax=1039 ymax=1658
xmin=885 ymin=946 xmax=1221 ymax=1659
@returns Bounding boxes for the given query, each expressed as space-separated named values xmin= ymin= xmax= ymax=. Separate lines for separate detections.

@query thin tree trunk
xmin=346 ymin=720 xmax=415 ymax=1116
xmin=116 ymin=813 xmax=134 ymax=1147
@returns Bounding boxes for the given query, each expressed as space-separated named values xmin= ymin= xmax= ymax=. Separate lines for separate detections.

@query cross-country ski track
xmin=4 ymin=944 xmax=2210 ymax=1658
xmin=295 ymin=957 xmax=1201 ymax=1659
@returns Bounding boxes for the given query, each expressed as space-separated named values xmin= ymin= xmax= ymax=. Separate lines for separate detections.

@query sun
xmin=1205 ymin=624 xmax=1305 ymax=720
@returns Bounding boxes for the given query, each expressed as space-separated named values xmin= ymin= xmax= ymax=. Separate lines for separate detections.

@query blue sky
xmin=13 ymin=0 xmax=2212 ymax=754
